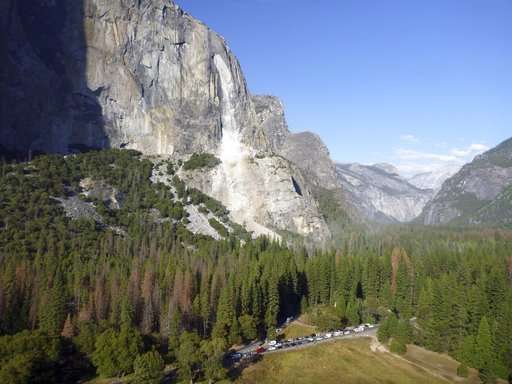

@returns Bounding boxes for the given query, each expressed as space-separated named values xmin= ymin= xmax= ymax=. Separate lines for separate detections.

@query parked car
xmin=269 ymin=340 xmax=277 ymax=346
xmin=256 ymin=347 xmax=266 ymax=354
xmin=325 ymin=333 xmax=333 ymax=338
xmin=230 ymin=353 xmax=242 ymax=361
xmin=344 ymin=331 xmax=351 ymax=335
xmin=268 ymin=346 xmax=276 ymax=351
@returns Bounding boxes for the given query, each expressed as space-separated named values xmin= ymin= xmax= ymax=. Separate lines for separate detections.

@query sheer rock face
xmin=1 ymin=0 xmax=331 ymax=243
xmin=421 ymin=138 xmax=512 ymax=225
xmin=336 ymin=163 xmax=434 ymax=223
xmin=2 ymin=0 xmax=266 ymax=154
xmin=253 ymin=95 xmax=352 ymax=230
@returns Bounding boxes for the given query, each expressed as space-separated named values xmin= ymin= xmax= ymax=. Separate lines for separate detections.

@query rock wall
xmin=0 ymin=0 xmax=332 ymax=243
xmin=421 ymin=138 xmax=512 ymax=225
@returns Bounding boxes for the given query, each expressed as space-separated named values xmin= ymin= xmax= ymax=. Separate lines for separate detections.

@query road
xmin=235 ymin=324 xmax=379 ymax=357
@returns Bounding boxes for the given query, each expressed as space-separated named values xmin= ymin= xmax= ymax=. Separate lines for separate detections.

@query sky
xmin=178 ymin=0 xmax=512 ymax=176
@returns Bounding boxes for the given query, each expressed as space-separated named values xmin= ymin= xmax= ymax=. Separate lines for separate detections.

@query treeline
xmin=0 ymin=150 xmax=511 ymax=383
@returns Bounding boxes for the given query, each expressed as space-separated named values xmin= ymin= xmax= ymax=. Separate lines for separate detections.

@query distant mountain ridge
xmin=407 ymin=167 xmax=459 ymax=191
xmin=335 ymin=162 xmax=434 ymax=223
xmin=421 ymin=137 xmax=512 ymax=226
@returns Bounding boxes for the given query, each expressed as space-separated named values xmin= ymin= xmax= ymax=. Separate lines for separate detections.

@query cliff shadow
xmin=0 ymin=0 xmax=108 ymax=160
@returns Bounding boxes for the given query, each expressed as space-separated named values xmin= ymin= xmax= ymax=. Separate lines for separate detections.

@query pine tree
xmin=115 ymin=325 xmax=143 ymax=375
xmin=346 ymin=299 xmax=359 ymax=326
xmin=229 ymin=316 xmax=241 ymax=345
xmin=177 ymin=331 xmax=201 ymax=382
xmin=458 ymin=335 xmax=477 ymax=368
xmin=265 ymin=276 xmax=279 ymax=337
xmin=39 ymin=275 xmax=66 ymax=336
xmin=239 ymin=314 xmax=257 ymax=342
xmin=200 ymin=337 xmax=227 ymax=384
xmin=133 ymin=350 xmax=165 ymax=384
xmin=92 ymin=328 xmax=119 ymax=377
xmin=475 ymin=316 xmax=496 ymax=383
xmin=212 ymin=285 xmax=234 ymax=341
xmin=167 ymin=307 xmax=182 ymax=361
xmin=335 ymin=291 xmax=346 ymax=321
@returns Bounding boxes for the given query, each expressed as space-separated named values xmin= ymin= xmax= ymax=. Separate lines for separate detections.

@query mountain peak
xmin=372 ymin=163 xmax=399 ymax=175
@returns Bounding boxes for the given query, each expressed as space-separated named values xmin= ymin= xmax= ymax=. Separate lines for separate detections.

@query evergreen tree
xmin=265 ymin=277 xmax=279 ymax=337
xmin=200 ymin=337 xmax=227 ymax=384
xmin=92 ymin=329 xmax=119 ymax=377
xmin=115 ymin=325 xmax=143 ymax=375
xmin=346 ymin=299 xmax=360 ymax=326
xmin=475 ymin=316 xmax=496 ymax=383
xmin=177 ymin=332 xmax=201 ymax=382
xmin=38 ymin=276 xmax=66 ymax=336
xmin=73 ymin=321 xmax=97 ymax=358
xmin=212 ymin=286 xmax=234 ymax=341
xmin=133 ymin=350 xmax=165 ymax=384
xmin=239 ymin=314 xmax=257 ymax=342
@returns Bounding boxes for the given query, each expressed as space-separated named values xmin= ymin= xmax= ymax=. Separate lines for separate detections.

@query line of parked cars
xmin=228 ymin=323 xmax=376 ymax=362
xmin=264 ymin=323 xmax=376 ymax=352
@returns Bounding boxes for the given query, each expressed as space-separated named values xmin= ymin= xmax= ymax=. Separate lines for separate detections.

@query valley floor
xmin=234 ymin=338 xmax=481 ymax=384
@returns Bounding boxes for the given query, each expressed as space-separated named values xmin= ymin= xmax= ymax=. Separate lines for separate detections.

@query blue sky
xmin=178 ymin=0 xmax=512 ymax=176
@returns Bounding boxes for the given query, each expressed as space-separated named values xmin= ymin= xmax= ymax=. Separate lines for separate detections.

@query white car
xmin=333 ymin=331 xmax=341 ymax=337
xmin=325 ymin=333 xmax=333 ymax=338
xmin=269 ymin=346 xmax=276 ymax=351
xmin=344 ymin=331 xmax=351 ymax=335
xmin=269 ymin=340 xmax=277 ymax=346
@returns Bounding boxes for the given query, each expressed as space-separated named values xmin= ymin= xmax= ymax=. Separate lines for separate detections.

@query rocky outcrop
xmin=253 ymin=95 xmax=352 ymax=231
xmin=180 ymin=154 xmax=331 ymax=244
xmin=1 ymin=0 xmax=332 ymax=243
xmin=336 ymin=163 xmax=434 ymax=223
xmin=421 ymin=138 xmax=512 ymax=225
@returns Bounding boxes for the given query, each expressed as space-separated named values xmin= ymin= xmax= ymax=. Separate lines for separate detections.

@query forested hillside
xmin=0 ymin=150 xmax=511 ymax=383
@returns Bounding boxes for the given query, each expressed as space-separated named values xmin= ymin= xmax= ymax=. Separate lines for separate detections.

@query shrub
xmin=92 ymin=326 xmax=143 ymax=378
xmin=308 ymin=305 xmax=341 ymax=331
xmin=183 ymin=153 xmax=221 ymax=171
xmin=209 ymin=218 xmax=228 ymax=238
xmin=389 ymin=338 xmax=407 ymax=355
xmin=133 ymin=350 xmax=165 ymax=384
xmin=208 ymin=217 xmax=228 ymax=237
xmin=0 ymin=331 xmax=62 ymax=384
xmin=457 ymin=363 xmax=469 ymax=378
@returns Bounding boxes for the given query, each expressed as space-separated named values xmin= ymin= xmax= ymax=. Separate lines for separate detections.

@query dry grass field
xmin=236 ymin=338 xmax=477 ymax=384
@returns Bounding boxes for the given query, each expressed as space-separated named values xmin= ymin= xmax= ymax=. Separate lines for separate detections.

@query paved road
xmin=235 ymin=325 xmax=379 ymax=357
xmin=263 ymin=326 xmax=379 ymax=355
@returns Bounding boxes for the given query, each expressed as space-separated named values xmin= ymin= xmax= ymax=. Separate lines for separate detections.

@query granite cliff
xmin=0 ymin=0 xmax=333 ymax=243
xmin=421 ymin=137 xmax=512 ymax=226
